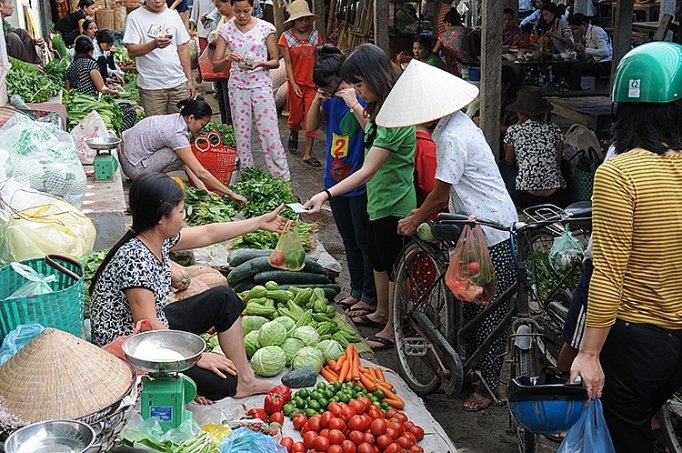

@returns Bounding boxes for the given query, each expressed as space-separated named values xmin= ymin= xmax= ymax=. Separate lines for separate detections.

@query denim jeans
xmin=329 ymin=194 xmax=377 ymax=304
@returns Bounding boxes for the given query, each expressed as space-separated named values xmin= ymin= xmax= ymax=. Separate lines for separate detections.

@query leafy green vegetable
xmin=191 ymin=122 xmax=236 ymax=148
xmin=183 ymin=186 xmax=237 ymax=226
xmin=62 ymin=91 xmax=124 ymax=133
xmin=292 ymin=325 xmax=320 ymax=346
xmin=51 ymin=34 xmax=71 ymax=62
xmin=118 ymin=72 xmax=140 ymax=103
xmin=231 ymin=167 xmax=298 ymax=219
xmin=244 ymin=330 xmax=261 ymax=359
xmin=44 ymin=59 xmax=68 ymax=86
xmin=7 ymin=58 xmax=61 ymax=103
xmin=233 ymin=222 xmax=316 ymax=251
xmin=291 ymin=346 xmax=325 ymax=372
xmin=258 ymin=320 xmax=287 ymax=347
xmin=281 ymin=337 xmax=305 ymax=367
xmin=80 ymin=249 xmax=110 ymax=315
xmin=317 ymin=339 xmax=344 ymax=361
xmin=242 ymin=316 xmax=269 ymax=336
xmin=250 ymin=345 xmax=286 ymax=377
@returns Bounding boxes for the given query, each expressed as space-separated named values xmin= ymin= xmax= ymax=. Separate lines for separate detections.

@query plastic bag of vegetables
xmin=250 ymin=345 xmax=286 ymax=377
xmin=268 ymin=221 xmax=306 ymax=271
xmin=0 ymin=115 xmax=87 ymax=207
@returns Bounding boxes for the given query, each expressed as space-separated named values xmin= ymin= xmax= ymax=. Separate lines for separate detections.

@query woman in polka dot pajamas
xmin=213 ymin=0 xmax=291 ymax=181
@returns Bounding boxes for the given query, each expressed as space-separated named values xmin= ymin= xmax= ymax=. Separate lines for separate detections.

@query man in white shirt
xmin=124 ymin=0 xmax=196 ymax=116
xmin=567 ymin=13 xmax=612 ymax=90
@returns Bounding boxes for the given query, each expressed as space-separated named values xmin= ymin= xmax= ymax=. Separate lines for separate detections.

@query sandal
xmin=287 ymin=135 xmax=299 ymax=154
xmin=366 ymin=335 xmax=395 ymax=351
xmin=303 ymin=156 xmax=321 ymax=167
xmin=463 ymin=388 xmax=492 ymax=412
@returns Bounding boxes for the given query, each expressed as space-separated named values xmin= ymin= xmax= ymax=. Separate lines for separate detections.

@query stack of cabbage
xmin=242 ymin=313 xmax=350 ymax=378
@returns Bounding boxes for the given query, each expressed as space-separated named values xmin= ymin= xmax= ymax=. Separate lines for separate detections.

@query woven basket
xmin=113 ymin=6 xmax=127 ymax=30
xmin=0 ymin=255 xmax=83 ymax=339
xmin=191 ymin=132 xmax=238 ymax=186
xmin=96 ymin=8 xmax=115 ymax=30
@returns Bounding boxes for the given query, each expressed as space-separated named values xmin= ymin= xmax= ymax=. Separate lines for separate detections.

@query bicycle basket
xmin=0 ymin=255 xmax=84 ymax=338
xmin=190 ymin=132 xmax=238 ymax=186
xmin=508 ymin=367 xmax=587 ymax=435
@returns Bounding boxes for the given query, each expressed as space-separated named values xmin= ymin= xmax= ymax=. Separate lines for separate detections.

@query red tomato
xmin=349 ymin=399 xmax=366 ymax=415
xmin=385 ymin=427 xmax=401 ymax=440
xmin=357 ymin=443 xmax=374 ymax=453
xmin=280 ymin=436 xmax=295 ymax=452
xmin=467 ymin=261 xmax=481 ymax=275
xmin=402 ymin=421 xmax=415 ymax=431
xmin=348 ymin=430 xmax=365 ymax=446
xmin=328 ymin=428 xmax=346 ymax=445
xmin=388 ymin=421 xmax=403 ymax=436
xmin=368 ymin=407 xmax=384 ymax=420
xmin=376 ymin=434 xmax=393 ymax=450
xmin=357 ymin=397 xmax=372 ymax=412
xmin=370 ymin=418 xmax=387 ymax=436
xmin=360 ymin=414 xmax=373 ymax=430
xmin=309 ymin=416 xmax=322 ymax=433
xmin=293 ymin=414 xmax=308 ymax=430
xmin=348 ymin=415 xmax=365 ymax=432
xmin=321 ymin=411 xmax=333 ymax=428
xmin=386 ymin=409 xmax=399 ymax=418
xmin=402 ymin=431 xmax=417 ymax=445
xmin=320 ymin=429 xmax=330 ymax=438
xmin=340 ymin=406 xmax=357 ymax=422
xmin=383 ymin=443 xmax=402 ymax=453
xmin=410 ymin=446 xmax=424 ymax=453
xmin=328 ymin=445 xmax=344 ymax=453
xmin=292 ymin=441 xmax=306 ymax=453
xmin=303 ymin=431 xmax=318 ymax=449
xmin=270 ymin=250 xmax=286 ymax=266
xmin=312 ymin=435 xmax=330 ymax=452
xmin=361 ymin=432 xmax=375 ymax=445
xmin=270 ymin=412 xmax=285 ymax=425
xmin=410 ymin=425 xmax=425 ymax=441
xmin=328 ymin=417 xmax=347 ymax=432
xmin=340 ymin=439 xmax=357 ymax=453
xmin=393 ymin=412 xmax=408 ymax=423
xmin=328 ymin=402 xmax=343 ymax=417
xmin=396 ymin=435 xmax=414 ymax=449
xmin=301 ymin=423 xmax=310 ymax=435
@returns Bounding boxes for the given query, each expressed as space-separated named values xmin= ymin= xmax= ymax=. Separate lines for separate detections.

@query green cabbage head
xmin=291 ymin=346 xmax=325 ymax=373
xmin=292 ymin=326 xmax=320 ymax=346
xmin=244 ymin=330 xmax=261 ymax=359
xmin=281 ymin=337 xmax=305 ymax=367
xmin=274 ymin=316 xmax=296 ymax=335
xmin=242 ymin=316 xmax=269 ymax=336
xmin=251 ymin=345 xmax=286 ymax=377
xmin=317 ymin=339 xmax=344 ymax=362
xmin=258 ymin=320 xmax=288 ymax=347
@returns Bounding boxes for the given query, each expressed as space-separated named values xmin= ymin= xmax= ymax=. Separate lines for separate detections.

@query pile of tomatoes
xmin=279 ymin=396 xmax=425 ymax=453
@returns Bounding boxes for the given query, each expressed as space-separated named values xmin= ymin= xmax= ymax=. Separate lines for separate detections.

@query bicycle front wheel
xmin=392 ymin=242 xmax=452 ymax=396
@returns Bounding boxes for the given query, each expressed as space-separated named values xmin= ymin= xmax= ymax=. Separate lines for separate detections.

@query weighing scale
xmin=85 ymin=137 xmax=121 ymax=181
xmin=122 ymin=330 xmax=206 ymax=431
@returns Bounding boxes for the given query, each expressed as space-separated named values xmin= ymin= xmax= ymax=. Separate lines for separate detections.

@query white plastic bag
xmin=563 ymin=124 xmax=603 ymax=163
xmin=6 ymin=262 xmax=56 ymax=299
xmin=0 ymin=181 xmax=96 ymax=264
xmin=0 ymin=114 xmax=87 ymax=207
xmin=71 ymin=110 xmax=109 ymax=165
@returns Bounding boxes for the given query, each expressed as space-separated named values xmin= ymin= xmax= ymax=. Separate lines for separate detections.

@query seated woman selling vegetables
xmin=66 ymin=35 xmax=118 ymax=97
xmin=89 ymin=173 xmax=284 ymax=403
xmin=120 ymin=96 xmax=246 ymax=206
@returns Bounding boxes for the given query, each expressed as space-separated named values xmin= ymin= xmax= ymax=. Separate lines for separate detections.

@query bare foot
xmin=346 ymin=301 xmax=375 ymax=317
xmin=194 ymin=395 xmax=215 ymax=405
xmin=234 ymin=377 xmax=274 ymax=399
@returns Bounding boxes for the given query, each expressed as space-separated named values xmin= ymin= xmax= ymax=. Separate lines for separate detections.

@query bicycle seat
xmin=564 ymin=201 xmax=592 ymax=231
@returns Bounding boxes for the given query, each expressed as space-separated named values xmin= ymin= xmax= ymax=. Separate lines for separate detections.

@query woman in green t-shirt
xmin=304 ymin=44 xmax=417 ymax=351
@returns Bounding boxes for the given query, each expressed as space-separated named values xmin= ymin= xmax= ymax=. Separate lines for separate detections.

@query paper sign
xmin=287 ymin=202 xmax=311 ymax=214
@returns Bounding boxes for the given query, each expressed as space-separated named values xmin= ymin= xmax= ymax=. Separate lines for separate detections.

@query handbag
xmin=198 ymin=45 xmax=231 ymax=82
xmin=568 ymin=147 xmax=601 ymax=203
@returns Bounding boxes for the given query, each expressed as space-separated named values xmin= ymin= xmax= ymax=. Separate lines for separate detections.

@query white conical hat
xmin=376 ymin=59 xmax=479 ymax=128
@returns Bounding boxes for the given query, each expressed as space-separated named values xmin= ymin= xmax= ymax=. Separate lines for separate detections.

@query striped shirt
xmin=587 ymin=150 xmax=682 ymax=329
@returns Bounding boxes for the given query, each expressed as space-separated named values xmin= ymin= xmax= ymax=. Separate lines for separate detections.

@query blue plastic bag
xmin=0 ymin=323 xmax=44 ymax=365
xmin=558 ymin=399 xmax=616 ymax=453
xmin=219 ymin=428 xmax=286 ymax=453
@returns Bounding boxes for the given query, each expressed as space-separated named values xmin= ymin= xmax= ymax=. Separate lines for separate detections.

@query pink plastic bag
xmin=445 ymin=224 xmax=497 ymax=305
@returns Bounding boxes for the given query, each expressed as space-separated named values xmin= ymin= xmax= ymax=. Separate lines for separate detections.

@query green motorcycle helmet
xmin=612 ymin=41 xmax=682 ymax=103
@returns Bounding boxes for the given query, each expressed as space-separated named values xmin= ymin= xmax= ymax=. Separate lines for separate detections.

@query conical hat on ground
xmin=0 ymin=328 xmax=134 ymax=423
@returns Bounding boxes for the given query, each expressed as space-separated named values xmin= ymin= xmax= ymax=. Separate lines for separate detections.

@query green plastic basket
xmin=0 ymin=255 xmax=84 ymax=339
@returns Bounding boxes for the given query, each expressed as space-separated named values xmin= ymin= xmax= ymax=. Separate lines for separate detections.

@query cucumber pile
xmin=228 ymin=249 xmax=340 ymax=297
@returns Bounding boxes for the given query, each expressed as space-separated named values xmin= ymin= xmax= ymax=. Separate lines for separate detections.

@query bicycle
xmin=391 ymin=202 xmax=592 ymax=453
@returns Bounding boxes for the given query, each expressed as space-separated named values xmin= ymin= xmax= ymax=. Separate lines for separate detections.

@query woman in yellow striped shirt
xmin=570 ymin=42 xmax=682 ymax=453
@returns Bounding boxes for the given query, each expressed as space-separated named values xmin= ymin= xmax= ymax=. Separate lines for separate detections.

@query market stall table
xmin=188 ymin=359 xmax=459 ymax=452
xmin=548 ymin=95 xmax=613 ymax=138
xmin=504 ymin=57 xmax=577 ymax=88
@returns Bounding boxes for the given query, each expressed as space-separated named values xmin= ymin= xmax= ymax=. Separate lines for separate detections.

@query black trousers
xmin=367 ymin=216 xmax=407 ymax=280
xmin=600 ymin=319 xmax=682 ymax=453
xmin=567 ymin=60 xmax=611 ymax=90
xmin=164 ymin=286 xmax=245 ymax=401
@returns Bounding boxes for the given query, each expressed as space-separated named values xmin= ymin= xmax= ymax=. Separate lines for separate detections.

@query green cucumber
xmin=253 ymin=270 xmax=331 ymax=285
xmin=228 ymin=249 xmax=272 ymax=267
xmin=228 ymin=256 xmax=276 ymax=284
xmin=277 ymin=284 xmax=342 ymax=299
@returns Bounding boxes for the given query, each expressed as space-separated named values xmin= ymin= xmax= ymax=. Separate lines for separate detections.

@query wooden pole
xmin=374 ymin=0 xmax=389 ymax=54
xmin=273 ymin=0 xmax=286 ymax=38
xmin=313 ymin=0 xmax=327 ymax=41
xmin=327 ymin=0 xmax=337 ymax=38
xmin=610 ymin=0 xmax=634 ymax=92
xmin=480 ymin=0 xmax=503 ymax=157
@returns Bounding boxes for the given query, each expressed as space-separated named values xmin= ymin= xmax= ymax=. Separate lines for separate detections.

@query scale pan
xmin=122 ymin=330 xmax=205 ymax=373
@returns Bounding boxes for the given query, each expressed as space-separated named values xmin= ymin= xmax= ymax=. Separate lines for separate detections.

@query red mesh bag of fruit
xmin=445 ymin=224 xmax=497 ymax=305
xmin=268 ymin=221 xmax=306 ymax=271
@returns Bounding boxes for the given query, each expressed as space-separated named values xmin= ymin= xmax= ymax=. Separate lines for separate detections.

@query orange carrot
xmin=338 ymin=358 xmax=351 ymax=382
xmin=359 ymin=366 xmax=368 ymax=373
xmin=328 ymin=359 xmax=337 ymax=370
xmin=334 ymin=354 xmax=346 ymax=373
xmin=359 ymin=372 xmax=376 ymax=391
xmin=376 ymin=368 xmax=386 ymax=382
xmin=382 ymin=397 xmax=405 ymax=410
xmin=351 ymin=353 xmax=360 ymax=380
xmin=377 ymin=383 xmax=400 ymax=401
xmin=367 ymin=367 xmax=378 ymax=380
xmin=320 ymin=367 xmax=338 ymax=382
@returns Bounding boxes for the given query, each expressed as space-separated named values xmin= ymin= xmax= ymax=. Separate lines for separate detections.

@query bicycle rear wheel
xmin=658 ymin=395 xmax=682 ymax=453
xmin=510 ymin=324 xmax=540 ymax=453
xmin=392 ymin=242 xmax=452 ymax=396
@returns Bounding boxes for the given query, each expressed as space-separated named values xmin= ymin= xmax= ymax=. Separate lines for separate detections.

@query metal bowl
xmin=4 ymin=419 xmax=96 ymax=453
xmin=85 ymin=137 xmax=121 ymax=151
xmin=122 ymin=330 xmax=205 ymax=373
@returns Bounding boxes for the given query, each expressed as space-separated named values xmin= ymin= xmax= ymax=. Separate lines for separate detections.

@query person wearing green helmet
xmin=570 ymin=41 xmax=682 ymax=453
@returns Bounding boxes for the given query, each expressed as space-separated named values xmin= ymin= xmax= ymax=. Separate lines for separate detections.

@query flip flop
xmin=287 ymin=135 xmax=299 ymax=154
xmin=303 ymin=156 xmax=321 ymax=167
xmin=352 ymin=314 xmax=384 ymax=328
xmin=366 ymin=335 xmax=395 ymax=351
xmin=463 ymin=390 xmax=492 ymax=412
xmin=346 ymin=305 xmax=374 ymax=318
